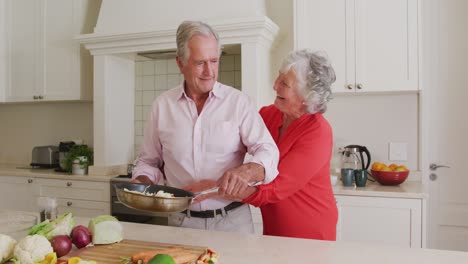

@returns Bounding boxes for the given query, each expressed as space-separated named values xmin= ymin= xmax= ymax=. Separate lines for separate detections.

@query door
xmin=422 ymin=0 xmax=468 ymax=251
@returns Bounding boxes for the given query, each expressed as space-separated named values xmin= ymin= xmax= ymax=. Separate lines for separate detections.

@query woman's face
xmin=273 ymin=69 xmax=306 ymax=117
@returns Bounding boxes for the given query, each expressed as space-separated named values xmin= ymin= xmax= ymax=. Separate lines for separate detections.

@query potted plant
xmin=63 ymin=144 xmax=94 ymax=175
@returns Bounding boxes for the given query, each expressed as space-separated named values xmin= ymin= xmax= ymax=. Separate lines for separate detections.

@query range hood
xmin=76 ymin=0 xmax=279 ymax=175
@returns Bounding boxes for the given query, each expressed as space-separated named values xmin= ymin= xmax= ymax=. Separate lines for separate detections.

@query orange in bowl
xmin=371 ymin=169 xmax=409 ymax=185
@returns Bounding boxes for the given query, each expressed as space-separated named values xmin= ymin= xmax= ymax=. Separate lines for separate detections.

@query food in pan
xmin=123 ymin=188 xmax=175 ymax=198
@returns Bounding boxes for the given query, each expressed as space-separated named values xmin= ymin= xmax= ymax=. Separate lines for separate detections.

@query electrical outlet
xmin=389 ymin=142 xmax=407 ymax=161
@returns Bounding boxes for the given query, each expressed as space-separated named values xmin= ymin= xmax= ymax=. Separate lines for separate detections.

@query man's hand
xmin=217 ymin=162 xmax=264 ymax=197
xmin=183 ymin=179 xmax=218 ymax=203
xmin=131 ymin=175 xmax=153 ymax=184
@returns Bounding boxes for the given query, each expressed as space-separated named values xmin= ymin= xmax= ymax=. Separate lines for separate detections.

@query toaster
xmin=31 ymin=146 xmax=59 ymax=168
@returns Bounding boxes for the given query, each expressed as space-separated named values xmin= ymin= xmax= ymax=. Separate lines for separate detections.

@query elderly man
xmin=132 ymin=20 xmax=279 ymax=234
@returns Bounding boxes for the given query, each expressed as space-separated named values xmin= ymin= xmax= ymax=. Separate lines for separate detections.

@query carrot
xmin=121 ymin=248 xmax=183 ymax=264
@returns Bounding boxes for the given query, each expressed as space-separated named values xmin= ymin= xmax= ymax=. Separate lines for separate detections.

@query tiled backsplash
xmin=134 ymin=54 xmax=242 ymax=157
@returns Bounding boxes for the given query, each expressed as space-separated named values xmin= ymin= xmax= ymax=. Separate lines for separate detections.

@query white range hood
xmin=77 ymin=0 xmax=279 ymax=175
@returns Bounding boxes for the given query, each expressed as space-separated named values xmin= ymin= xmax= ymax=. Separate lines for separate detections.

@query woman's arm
xmin=244 ymin=124 xmax=332 ymax=207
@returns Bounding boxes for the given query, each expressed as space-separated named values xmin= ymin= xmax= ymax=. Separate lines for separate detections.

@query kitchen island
xmin=73 ymin=217 xmax=468 ymax=264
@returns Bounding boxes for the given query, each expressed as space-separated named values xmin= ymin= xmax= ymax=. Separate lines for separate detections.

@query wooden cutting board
xmin=60 ymin=239 xmax=208 ymax=264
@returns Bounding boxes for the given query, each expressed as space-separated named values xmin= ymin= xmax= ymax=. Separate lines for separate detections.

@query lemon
xmin=147 ymin=254 xmax=176 ymax=264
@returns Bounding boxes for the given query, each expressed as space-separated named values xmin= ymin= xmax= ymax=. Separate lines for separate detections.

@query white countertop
xmin=0 ymin=164 xmax=427 ymax=199
xmin=73 ymin=217 xmax=467 ymax=264
xmin=0 ymin=164 xmax=114 ymax=182
xmin=333 ymin=180 xmax=427 ymax=199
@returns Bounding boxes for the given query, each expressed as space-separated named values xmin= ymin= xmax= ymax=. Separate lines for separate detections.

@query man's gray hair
xmin=279 ymin=50 xmax=336 ymax=114
xmin=176 ymin=20 xmax=221 ymax=63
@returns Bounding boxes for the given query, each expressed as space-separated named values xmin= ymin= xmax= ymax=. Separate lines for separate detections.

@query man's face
xmin=177 ymin=34 xmax=220 ymax=95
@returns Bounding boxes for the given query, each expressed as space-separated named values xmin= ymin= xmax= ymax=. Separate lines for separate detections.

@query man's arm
xmin=131 ymin=103 xmax=164 ymax=184
xmin=217 ymin=98 xmax=279 ymax=197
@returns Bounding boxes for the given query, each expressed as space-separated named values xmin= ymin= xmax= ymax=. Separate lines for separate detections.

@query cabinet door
xmin=41 ymin=0 xmax=81 ymax=100
xmin=295 ymin=0 xmax=354 ymax=93
xmin=5 ymin=0 xmax=40 ymax=102
xmin=354 ymin=0 xmax=419 ymax=92
xmin=0 ymin=176 xmax=36 ymax=211
xmin=335 ymin=195 xmax=422 ymax=248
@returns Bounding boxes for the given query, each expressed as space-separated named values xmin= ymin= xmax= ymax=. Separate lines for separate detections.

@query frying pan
xmin=114 ymin=182 xmax=219 ymax=213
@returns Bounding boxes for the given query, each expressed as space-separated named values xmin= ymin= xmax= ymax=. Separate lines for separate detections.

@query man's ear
xmin=176 ymin=56 xmax=184 ymax=71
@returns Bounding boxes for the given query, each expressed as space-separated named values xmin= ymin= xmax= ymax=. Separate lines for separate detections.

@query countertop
xmin=333 ymin=180 xmax=427 ymax=199
xmin=0 ymin=164 xmax=115 ymax=182
xmin=0 ymin=164 xmax=427 ymax=199
xmin=72 ymin=217 xmax=467 ymax=264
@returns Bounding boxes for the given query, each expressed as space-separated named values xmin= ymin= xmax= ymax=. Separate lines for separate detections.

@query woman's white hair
xmin=176 ymin=20 xmax=221 ymax=63
xmin=279 ymin=49 xmax=336 ymax=114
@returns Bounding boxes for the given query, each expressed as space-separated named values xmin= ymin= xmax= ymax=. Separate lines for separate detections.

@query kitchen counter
xmin=0 ymin=164 xmax=114 ymax=182
xmin=0 ymin=164 xmax=427 ymax=198
xmin=72 ymin=217 xmax=467 ymax=264
xmin=333 ymin=180 xmax=427 ymax=199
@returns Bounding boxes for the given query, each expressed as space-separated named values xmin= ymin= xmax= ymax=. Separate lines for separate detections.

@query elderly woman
xmin=219 ymin=49 xmax=338 ymax=240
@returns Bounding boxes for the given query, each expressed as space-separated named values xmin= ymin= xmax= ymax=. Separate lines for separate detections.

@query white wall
xmin=325 ymin=94 xmax=419 ymax=171
xmin=0 ymin=102 xmax=93 ymax=165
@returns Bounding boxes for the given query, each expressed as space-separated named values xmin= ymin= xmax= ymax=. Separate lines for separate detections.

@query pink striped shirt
xmin=133 ymin=82 xmax=279 ymax=211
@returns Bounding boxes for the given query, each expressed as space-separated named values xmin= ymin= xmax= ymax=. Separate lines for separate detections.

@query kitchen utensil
xmin=113 ymin=183 xmax=220 ymax=213
xmin=371 ymin=169 xmax=409 ymax=185
xmin=341 ymin=145 xmax=371 ymax=170
xmin=341 ymin=168 xmax=354 ymax=186
xmin=354 ymin=169 xmax=368 ymax=187
xmin=60 ymin=239 xmax=207 ymax=264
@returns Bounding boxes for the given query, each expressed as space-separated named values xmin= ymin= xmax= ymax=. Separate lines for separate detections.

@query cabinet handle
xmin=357 ymin=83 xmax=363 ymax=90
xmin=67 ymin=201 xmax=72 ymax=206
xmin=38 ymin=95 xmax=43 ymax=99
xmin=346 ymin=84 xmax=354 ymax=90
xmin=28 ymin=179 xmax=33 ymax=183
xmin=33 ymin=95 xmax=38 ymax=99
xmin=66 ymin=182 xmax=72 ymax=187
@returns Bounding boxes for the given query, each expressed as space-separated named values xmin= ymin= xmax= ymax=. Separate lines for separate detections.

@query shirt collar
xmin=176 ymin=81 xmax=225 ymax=101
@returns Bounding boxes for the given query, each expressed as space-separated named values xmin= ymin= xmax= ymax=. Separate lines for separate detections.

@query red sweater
xmin=244 ymin=105 xmax=338 ymax=240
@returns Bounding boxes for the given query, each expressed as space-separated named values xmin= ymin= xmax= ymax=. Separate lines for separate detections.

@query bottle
xmin=38 ymin=197 xmax=58 ymax=221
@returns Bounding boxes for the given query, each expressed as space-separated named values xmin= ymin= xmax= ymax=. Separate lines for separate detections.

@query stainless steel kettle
xmin=341 ymin=145 xmax=371 ymax=170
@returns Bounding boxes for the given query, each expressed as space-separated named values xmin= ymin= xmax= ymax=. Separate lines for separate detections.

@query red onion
xmin=51 ymin=235 xmax=72 ymax=257
xmin=71 ymin=225 xmax=92 ymax=249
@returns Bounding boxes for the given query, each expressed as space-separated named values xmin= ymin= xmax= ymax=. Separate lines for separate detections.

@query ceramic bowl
xmin=371 ymin=170 xmax=409 ymax=185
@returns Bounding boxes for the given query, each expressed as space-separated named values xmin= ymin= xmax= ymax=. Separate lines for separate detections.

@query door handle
xmin=429 ymin=163 xmax=450 ymax=171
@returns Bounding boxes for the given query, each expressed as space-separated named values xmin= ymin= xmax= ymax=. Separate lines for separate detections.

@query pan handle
xmin=193 ymin=186 xmax=219 ymax=199
xmin=192 ymin=181 xmax=261 ymax=199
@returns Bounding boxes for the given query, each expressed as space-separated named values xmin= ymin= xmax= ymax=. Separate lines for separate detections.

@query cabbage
xmin=28 ymin=213 xmax=75 ymax=240
xmin=88 ymin=215 xmax=123 ymax=244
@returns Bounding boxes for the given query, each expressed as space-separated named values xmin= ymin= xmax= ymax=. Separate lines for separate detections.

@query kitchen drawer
xmin=54 ymin=197 xmax=110 ymax=218
xmin=35 ymin=178 xmax=110 ymax=202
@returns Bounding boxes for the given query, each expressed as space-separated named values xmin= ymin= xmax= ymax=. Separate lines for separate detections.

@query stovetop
xmin=110 ymin=174 xmax=132 ymax=183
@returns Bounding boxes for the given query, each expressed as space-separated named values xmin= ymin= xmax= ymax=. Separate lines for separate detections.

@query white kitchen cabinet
xmin=35 ymin=178 xmax=110 ymax=218
xmin=295 ymin=0 xmax=419 ymax=93
xmin=335 ymin=195 xmax=422 ymax=248
xmin=1 ymin=0 xmax=92 ymax=102
xmin=0 ymin=176 xmax=37 ymax=212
